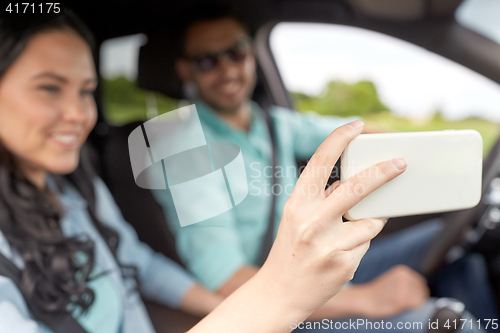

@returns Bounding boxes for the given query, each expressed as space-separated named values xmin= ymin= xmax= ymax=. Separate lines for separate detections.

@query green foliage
xmin=101 ymin=77 xmax=179 ymax=124
xmin=290 ymin=79 xmax=499 ymax=155
xmin=363 ymin=112 xmax=499 ymax=156
xmin=291 ymin=80 xmax=389 ymax=117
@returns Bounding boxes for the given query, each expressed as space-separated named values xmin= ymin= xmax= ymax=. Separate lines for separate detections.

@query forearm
xmin=216 ymin=265 xmax=258 ymax=297
xmin=179 ymin=284 xmax=224 ymax=317
xmin=180 ymin=265 xmax=258 ymax=317
xmin=189 ymin=268 xmax=310 ymax=333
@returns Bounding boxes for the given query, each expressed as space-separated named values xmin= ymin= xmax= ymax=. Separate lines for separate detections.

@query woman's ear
xmin=175 ymin=58 xmax=192 ymax=82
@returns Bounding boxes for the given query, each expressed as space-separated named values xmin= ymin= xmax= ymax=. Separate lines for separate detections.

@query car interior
xmin=69 ymin=1 xmax=500 ymax=332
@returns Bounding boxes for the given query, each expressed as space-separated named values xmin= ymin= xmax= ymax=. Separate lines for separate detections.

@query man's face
xmin=176 ymin=18 xmax=256 ymax=114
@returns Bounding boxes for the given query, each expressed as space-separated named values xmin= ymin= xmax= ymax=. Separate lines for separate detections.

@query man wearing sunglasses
xmin=182 ymin=37 xmax=251 ymax=73
xmin=152 ymin=2 xmax=497 ymax=331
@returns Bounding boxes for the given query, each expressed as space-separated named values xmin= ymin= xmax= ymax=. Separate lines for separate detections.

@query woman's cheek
xmin=85 ymin=101 xmax=98 ymax=134
xmin=11 ymin=100 xmax=52 ymax=150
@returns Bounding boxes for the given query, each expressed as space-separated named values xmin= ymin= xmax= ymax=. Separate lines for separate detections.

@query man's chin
xmin=219 ymin=103 xmax=244 ymax=115
xmin=206 ymin=99 xmax=245 ymax=115
xmin=200 ymin=88 xmax=251 ymax=114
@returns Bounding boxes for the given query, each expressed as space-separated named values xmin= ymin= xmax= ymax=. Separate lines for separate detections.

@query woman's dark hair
xmin=0 ymin=9 xmax=133 ymax=315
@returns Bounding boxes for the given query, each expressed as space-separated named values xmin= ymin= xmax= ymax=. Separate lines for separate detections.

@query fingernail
xmin=391 ymin=158 xmax=407 ymax=170
xmin=382 ymin=218 xmax=389 ymax=224
xmin=331 ymin=181 xmax=341 ymax=191
xmin=348 ymin=120 xmax=364 ymax=129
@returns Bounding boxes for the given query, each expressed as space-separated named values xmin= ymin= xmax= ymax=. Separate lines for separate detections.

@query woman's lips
xmin=49 ymin=133 xmax=80 ymax=149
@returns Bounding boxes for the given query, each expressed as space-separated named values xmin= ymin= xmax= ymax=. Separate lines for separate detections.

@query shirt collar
xmin=194 ymin=99 xmax=266 ymax=136
xmin=45 ymin=174 xmax=88 ymax=212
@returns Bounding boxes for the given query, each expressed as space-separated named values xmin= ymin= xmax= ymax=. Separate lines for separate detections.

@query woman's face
xmin=0 ymin=29 xmax=97 ymax=186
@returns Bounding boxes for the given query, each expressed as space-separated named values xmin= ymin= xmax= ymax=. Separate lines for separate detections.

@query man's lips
xmin=216 ymin=80 xmax=244 ymax=96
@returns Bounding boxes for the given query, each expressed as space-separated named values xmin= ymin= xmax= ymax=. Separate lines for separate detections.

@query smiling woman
xmin=0 ymin=12 xmax=103 ymax=317
xmin=0 ymin=28 xmax=97 ymax=187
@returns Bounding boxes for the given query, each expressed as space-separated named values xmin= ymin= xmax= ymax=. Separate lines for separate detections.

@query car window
xmin=270 ymin=23 xmax=500 ymax=155
xmin=100 ymin=34 xmax=180 ymax=125
xmin=456 ymin=0 xmax=500 ymax=45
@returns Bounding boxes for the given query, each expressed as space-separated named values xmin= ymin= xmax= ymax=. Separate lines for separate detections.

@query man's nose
xmin=217 ymin=55 xmax=239 ymax=77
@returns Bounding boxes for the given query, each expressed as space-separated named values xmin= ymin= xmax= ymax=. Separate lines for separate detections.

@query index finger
xmin=327 ymin=158 xmax=407 ymax=217
xmin=295 ymin=120 xmax=364 ymax=199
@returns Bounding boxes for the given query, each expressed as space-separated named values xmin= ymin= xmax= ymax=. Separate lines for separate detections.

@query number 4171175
xmin=5 ymin=3 xmax=61 ymax=14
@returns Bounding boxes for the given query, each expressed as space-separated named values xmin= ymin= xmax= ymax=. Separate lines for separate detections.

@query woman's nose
xmin=63 ymin=94 xmax=88 ymax=123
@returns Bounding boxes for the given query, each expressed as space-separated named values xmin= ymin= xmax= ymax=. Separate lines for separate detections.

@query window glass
xmin=100 ymin=34 xmax=179 ymax=125
xmin=456 ymin=0 xmax=500 ymax=45
xmin=270 ymin=23 xmax=500 ymax=154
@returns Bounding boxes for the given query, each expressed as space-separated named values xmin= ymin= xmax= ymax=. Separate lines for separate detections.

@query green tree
xmin=291 ymin=80 xmax=390 ymax=117
xmin=101 ymin=77 xmax=179 ymax=124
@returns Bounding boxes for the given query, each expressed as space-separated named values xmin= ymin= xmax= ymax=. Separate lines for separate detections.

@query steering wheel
xmin=419 ymin=130 xmax=500 ymax=276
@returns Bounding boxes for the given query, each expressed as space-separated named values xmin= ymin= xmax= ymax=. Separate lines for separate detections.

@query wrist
xmin=190 ymin=267 xmax=313 ymax=333
xmin=255 ymin=263 xmax=312 ymax=323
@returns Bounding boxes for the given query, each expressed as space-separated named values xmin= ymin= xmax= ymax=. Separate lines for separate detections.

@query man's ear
xmin=175 ymin=59 xmax=192 ymax=82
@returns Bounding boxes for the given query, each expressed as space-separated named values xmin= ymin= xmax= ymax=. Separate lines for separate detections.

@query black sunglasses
xmin=184 ymin=38 xmax=251 ymax=72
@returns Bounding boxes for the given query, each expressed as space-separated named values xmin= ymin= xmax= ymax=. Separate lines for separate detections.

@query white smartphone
xmin=340 ymin=130 xmax=483 ymax=220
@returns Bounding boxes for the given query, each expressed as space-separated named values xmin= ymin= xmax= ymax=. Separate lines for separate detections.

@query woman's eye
xmin=80 ymin=89 xmax=95 ymax=96
xmin=39 ymin=85 xmax=60 ymax=93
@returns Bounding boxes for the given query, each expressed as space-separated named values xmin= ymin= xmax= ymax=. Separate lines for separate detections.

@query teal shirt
xmin=153 ymin=101 xmax=356 ymax=290
xmin=77 ymin=270 xmax=123 ymax=333
xmin=42 ymin=268 xmax=124 ymax=333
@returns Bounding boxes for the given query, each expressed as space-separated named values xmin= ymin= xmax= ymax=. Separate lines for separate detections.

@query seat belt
xmin=0 ymin=252 xmax=88 ymax=333
xmin=258 ymin=107 xmax=278 ymax=266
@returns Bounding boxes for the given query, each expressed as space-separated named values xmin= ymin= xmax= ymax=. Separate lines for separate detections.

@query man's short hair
xmin=176 ymin=1 xmax=250 ymax=55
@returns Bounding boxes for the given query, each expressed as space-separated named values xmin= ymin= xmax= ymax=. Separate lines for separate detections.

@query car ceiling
xmin=72 ymin=0 xmax=462 ymax=40
xmin=68 ymin=0 xmax=500 ymax=91
xmin=72 ymin=0 xmax=500 ymax=87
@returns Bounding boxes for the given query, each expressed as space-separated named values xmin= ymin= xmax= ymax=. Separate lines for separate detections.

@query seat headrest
xmin=137 ymin=32 xmax=184 ymax=99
